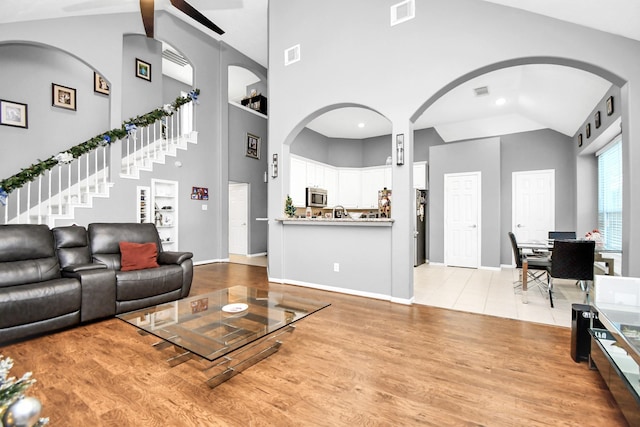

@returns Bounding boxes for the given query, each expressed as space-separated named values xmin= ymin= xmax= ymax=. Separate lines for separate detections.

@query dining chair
xmin=547 ymin=239 xmax=595 ymax=308
xmin=508 ymin=232 xmax=551 ymax=293
xmin=548 ymin=231 xmax=576 ymax=240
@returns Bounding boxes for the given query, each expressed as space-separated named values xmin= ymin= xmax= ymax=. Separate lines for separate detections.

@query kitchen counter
xmin=276 ymin=217 xmax=394 ymax=226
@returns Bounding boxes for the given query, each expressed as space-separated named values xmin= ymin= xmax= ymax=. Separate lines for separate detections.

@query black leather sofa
xmin=0 ymin=223 xmax=193 ymax=343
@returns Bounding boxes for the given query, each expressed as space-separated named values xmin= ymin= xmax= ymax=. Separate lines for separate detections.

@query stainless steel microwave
xmin=306 ymin=187 xmax=327 ymax=207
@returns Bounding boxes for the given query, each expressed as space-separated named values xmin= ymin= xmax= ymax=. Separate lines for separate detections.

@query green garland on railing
xmin=0 ymin=90 xmax=199 ymax=195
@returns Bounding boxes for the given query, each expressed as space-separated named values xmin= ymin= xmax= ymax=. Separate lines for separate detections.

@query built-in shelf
xmin=152 ymin=179 xmax=178 ymax=249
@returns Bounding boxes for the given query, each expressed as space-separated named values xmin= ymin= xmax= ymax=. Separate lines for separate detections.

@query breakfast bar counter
xmin=276 ymin=217 xmax=394 ymax=226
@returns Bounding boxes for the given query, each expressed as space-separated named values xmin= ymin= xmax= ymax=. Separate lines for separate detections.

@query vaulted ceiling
xmin=1 ymin=0 xmax=638 ymax=142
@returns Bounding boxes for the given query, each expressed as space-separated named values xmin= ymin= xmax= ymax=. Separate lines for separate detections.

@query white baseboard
xmin=267 ymin=276 xmax=413 ymax=304
xmin=247 ymin=252 xmax=267 ymax=258
xmin=193 ymin=258 xmax=227 ymax=266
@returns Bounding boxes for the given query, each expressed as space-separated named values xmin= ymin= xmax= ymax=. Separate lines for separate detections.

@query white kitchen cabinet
xmin=152 ymin=179 xmax=178 ymax=250
xmin=337 ymin=168 xmax=362 ymax=208
xmin=324 ymin=166 xmax=338 ymax=207
xmin=306 ymin=162 xmax=325 ymax=188
xmin=361 ymin=167 xmax=386 ymax=208
xmin=413 ymin=162 xmax=427 ymax=189
xmin=290 ymin=156 xmax=307 ymax=206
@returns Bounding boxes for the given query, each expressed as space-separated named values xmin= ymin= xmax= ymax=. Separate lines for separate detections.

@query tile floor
xmin=413 ymin=263 xmax=588 ymax=328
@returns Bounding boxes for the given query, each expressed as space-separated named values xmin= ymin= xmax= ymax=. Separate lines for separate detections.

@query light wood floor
xmin=1 ymin=263 xmax=626 ymax=426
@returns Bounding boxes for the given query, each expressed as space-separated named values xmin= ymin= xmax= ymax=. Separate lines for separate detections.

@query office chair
xmin=508 ymin=232 xmax=551 ymax=294
xmin=547 ymin=239 xmax=595 ymax=308
xmin=548 ymin=231 xmax=576 ymax=240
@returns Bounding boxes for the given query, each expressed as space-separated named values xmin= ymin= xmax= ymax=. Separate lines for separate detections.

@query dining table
xmin=517 ymin=240 xmax=615 ymax=304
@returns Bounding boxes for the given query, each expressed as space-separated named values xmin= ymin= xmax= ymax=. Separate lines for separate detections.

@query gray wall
xmin=0 ymin=11 xmax=266 ymax=264
xmin=268 ymin=0 xmax=640 ymax=299
xmin=499 ymin=129 xmax=576 ymax=265
xmin=430 ymin=138 xmax=502 ymax=268
xmin=229 ymin=104 xmax=268 ymax=255
xmin=0 ymin=43 xmax=109 ymax=179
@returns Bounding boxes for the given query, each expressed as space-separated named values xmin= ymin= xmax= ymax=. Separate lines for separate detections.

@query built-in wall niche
xmin=152 ymin=179 xmax=178 ymax=249
xmin=228 ymin=65 xmax=267 ymax=115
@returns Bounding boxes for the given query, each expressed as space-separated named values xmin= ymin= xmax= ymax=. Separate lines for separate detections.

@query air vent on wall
xmin=162 ymin=49 xmax=189 ymax=67
xmin=391 ymin=0 xmax=415 ymax=26
xmin=473 ymin=86 xmax=489 ymax=96
xmin=284 ymin=44 xmax=301 ymax=66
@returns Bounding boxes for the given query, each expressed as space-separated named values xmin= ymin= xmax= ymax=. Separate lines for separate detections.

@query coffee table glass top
xmin=117 ymin=286 xmax=330 ymax=361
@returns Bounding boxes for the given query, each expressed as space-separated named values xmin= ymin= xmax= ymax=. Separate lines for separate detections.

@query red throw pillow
xmin=119 ymin=241 xmax=159 ymax=271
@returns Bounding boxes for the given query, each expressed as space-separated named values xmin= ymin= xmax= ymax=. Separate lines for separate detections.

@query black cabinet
xmin=241 ymin=94 xmax=267 ymax=115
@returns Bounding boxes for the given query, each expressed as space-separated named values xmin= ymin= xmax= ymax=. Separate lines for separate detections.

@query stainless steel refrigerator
xmin=414 ymin=189 xmax=427 ymax=266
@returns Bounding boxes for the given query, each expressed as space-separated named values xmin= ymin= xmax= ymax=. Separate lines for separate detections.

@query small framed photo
xmin=594 ymin=111 xmax=601 ymax=129
xmin=586 ymin=123 xmax=591 ymax=139
xmin=190 ymin=186 xmax=209 ymax=200
xmin=94 ymin=72 xmax=110 ymax=95
xmin=578 ymin=133 xmax=583 ymax=147
xmin=136 ymin=58 xmax=152 ymax=81
xmin=606 ymin=96 xmax=614 ymax=116
xmin=246 ymin=133 xmax=261 ymax=159
xmin=0 ymin=99 xmax=28 ymax=128
xmin=52 ymin=83 xmax=76 ymax=110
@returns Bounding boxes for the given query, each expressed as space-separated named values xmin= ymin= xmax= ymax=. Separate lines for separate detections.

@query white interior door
xmin=444 ymin=172 xmax=481 ymax=268
xmin=512 ymin=170 xmax=555 ymax=243
xmin=229 ymin=183 xmax=249 ymax=255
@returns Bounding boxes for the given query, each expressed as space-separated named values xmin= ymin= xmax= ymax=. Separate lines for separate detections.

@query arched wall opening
xmin=409 ymin=56 xmax=626 ymax=272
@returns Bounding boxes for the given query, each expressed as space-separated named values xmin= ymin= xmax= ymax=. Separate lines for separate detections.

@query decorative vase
xmin=2 ymin=397 xmax=42 ymax=427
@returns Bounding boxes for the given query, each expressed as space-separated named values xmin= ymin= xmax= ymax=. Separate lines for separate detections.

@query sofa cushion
xmin=89 ymin=223 xmax=161 ymax=255
xmin=0 ymin=224 xmax=56 ymax=262
xmin=0 ymin=278 xmax=81 ymax=328
xmin=119 ymin=242 xmax=159 ymax=271
xmin=53 ymin=225 xmax=91 ymax=269
xmin=0 ymin=258 xmax=61 ymax=289
xmin=115 ymin=265 xmax=183 ymax=301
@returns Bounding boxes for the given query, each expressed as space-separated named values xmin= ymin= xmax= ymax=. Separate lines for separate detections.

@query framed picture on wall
xmin=136 ymin=58 xmax=152 ymax=81
xmin=246 ymin=133 xmax=261 ymax=159
xmin=578 ymin=133 xmax=583 ymax=147
xmin=52 ymin=83 xmax=76 ymax=110
xmin=586 ymin=123 xmax=591 ymax=139
xmin=0 ymin=99 xmax=28 ymax=128
xmin=94 ymin=72 xmax=110 ymax=95
xmin=606 ymin=96 xmax=614 ymax=116
xmin=594 ymin=111 xmax=601 ymax=129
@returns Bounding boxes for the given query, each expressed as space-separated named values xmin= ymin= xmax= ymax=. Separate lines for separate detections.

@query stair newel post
xmin=77 ymin=157 xmax=82 ymax=204
xmin=26 ymin=182 xmax=31 ymax=224
xmin=126 ymin=134 xmax=131 ymax=176
xmin=57 ymin=164 xmax=62 ymax=219
xmin=47 ymin=169 xmax=52 ymax=219
xmin=67 ymin=162 xmax=72 ymax=208
xmin=37 ymin=175 xmax=42 ymax=225
xmin=15 ymin=189 xmax=20 ymax=224
xmin=177 ymin=106 xmax=181 ymax=141
xmin=85 ymin=152 xmax=90 ymax=198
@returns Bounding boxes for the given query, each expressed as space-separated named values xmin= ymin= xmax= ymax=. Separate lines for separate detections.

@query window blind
xmin=597 ymin=137 xmax=622 ymax=251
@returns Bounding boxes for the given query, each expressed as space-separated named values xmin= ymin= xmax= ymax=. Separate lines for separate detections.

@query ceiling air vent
xmin=391 ymin=0 xmax=415 ymax=26
xmin=284 ymin=44 xmax=301 ymax=66
xmin=473 ymin=86 xmax=490 ymax=96
xmin=162 ymin=49 xmax=189 ymax=67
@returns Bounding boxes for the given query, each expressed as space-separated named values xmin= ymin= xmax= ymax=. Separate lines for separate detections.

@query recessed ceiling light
xmin=495 ymin=98 xmax=506 ymax=106
xmin=358 ymin=123 xmax=365 ymax=128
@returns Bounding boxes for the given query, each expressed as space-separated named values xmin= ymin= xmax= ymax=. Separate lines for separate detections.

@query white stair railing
xmin=1 ymin=98 xmax=196 ymax=226
xmin=0 ymin=145 xmax=110 ymax=226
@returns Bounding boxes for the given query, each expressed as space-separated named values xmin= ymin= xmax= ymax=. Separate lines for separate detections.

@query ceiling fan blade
xmin=170 ymin=0 xmax=225 ymax=35
xmin=140 ymin=0 xmax=154 ymax=38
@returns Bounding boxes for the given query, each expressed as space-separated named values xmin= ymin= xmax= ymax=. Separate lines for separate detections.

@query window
xmin=597 ymin=136 xmax=622 ymax=251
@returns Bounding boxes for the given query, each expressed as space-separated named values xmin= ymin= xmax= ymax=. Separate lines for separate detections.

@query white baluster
xmin=94 ymin=149 xmax=98 ymax=194
xmin=102 ymin=145 xmax=107 ymax=187
xmin=26 ymin=182 xmax=31 ymax=224
xmin=77 ymin=158 xmax=82 ymax=203
xmin=67 ymin=162 xmax=72 ymax=207
xmin=126 ymin=135 xmax=131 ymax=175
xmin=15 ymin=189 xmax=20 ymax=224
xmin=58 ymin=164 xmax=62 ymax=217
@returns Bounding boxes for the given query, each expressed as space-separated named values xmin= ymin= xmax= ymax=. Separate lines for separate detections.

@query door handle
xmin=517 ymin=224 xmax=523 ymax=228
xmin=469 ymin=224 xmax=477 ymax=228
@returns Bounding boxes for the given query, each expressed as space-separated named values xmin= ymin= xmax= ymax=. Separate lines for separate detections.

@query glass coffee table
xmin=117 ymin=286 xmax=330 ymax=387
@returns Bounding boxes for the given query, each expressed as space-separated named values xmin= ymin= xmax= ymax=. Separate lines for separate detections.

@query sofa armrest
xmin=158 ymin=251 xmax=193 ymax=265
xmin=63 ymin=268 xmax=116 ymax=322
xmin=62 ymin=263 xmax=107 ymax=273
